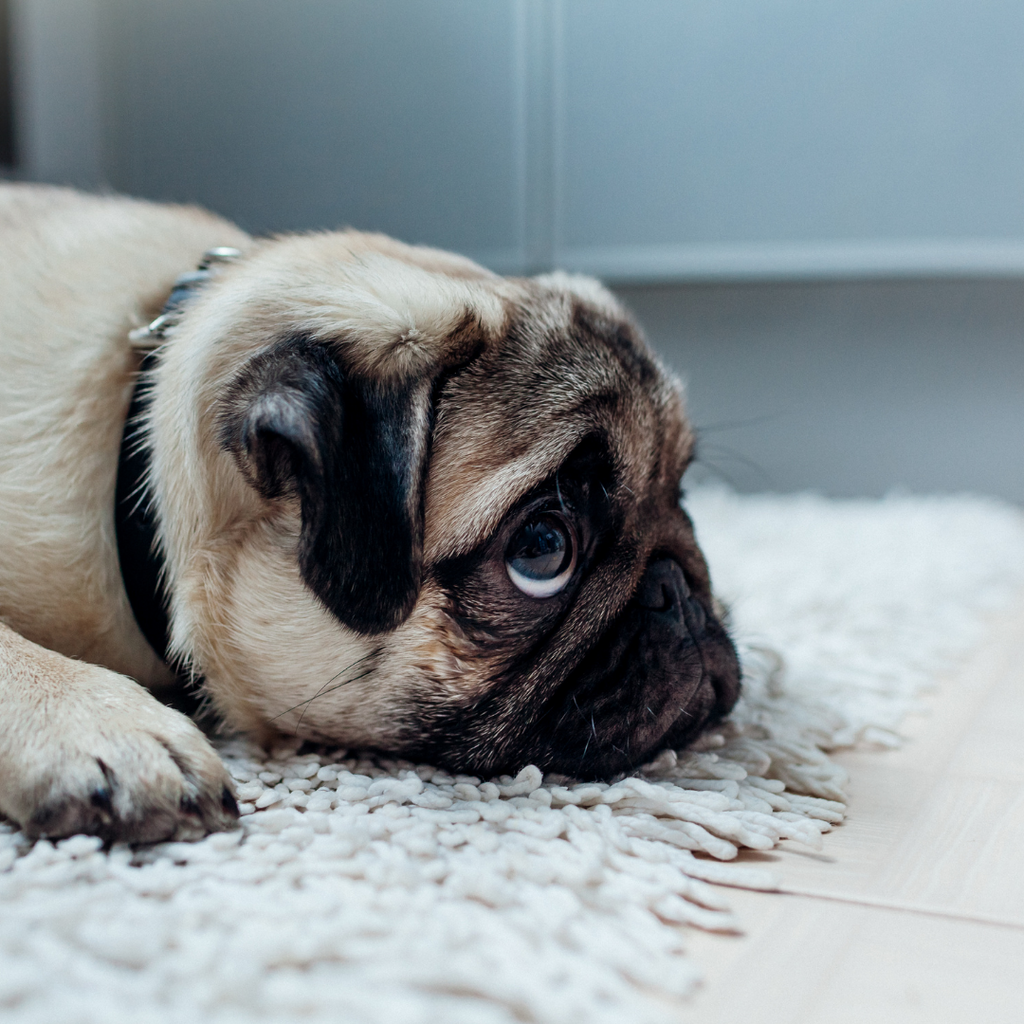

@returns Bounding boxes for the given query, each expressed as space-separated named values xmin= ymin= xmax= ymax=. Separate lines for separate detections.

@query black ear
xmin=219 ymin=338 xmax=434 ymax=634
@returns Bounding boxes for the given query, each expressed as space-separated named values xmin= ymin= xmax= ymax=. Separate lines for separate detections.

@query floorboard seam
xmin=776 ymin=886 xmax=1024 ymax=931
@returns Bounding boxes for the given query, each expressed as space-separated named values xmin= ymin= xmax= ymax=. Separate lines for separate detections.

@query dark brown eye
xmin=505 ymin=514 xmax=577 ymax=598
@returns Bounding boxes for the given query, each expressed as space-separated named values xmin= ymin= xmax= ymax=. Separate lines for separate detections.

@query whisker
xmin=692 ymin=441 xmax=775 ymax=489
xmin=689 ymin=458 xmax=742 ymax=491
xmin=271 ymin=647 xmax=381 ymax=725
xmin=293 ymin=667 xmax=377 ymax=727
xmin=577 ymin=697 xmax=594 ymax=765
xmin=695 ymin=410 xmax=788 ymax=435
xmin=555 ymin=470 xmax=567 ymax=515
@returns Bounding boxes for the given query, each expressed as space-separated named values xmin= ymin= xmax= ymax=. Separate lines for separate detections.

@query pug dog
xmin=0 ymin=183 xmax=740 ymax=844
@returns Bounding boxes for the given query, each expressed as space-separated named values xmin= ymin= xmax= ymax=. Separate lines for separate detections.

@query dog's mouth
xmin=402 ymin=558 xmax=741 ymax=780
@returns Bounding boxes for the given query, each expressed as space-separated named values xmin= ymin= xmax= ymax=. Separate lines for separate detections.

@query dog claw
xmin=221 ymin=786 xmax=239 ymax=816
xmin=9 ymin=724 xmax=237 ymax=845
xmin=179 ymin=795 xmax=203 ymax=818
xmin=89 ymin=786 xmax=113 ymax=812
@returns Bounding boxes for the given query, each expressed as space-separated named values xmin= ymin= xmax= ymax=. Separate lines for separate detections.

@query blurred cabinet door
xmin=22 ymin=0 xmax=1024 ymax=280
xmin=100 ymin=0 xmax=527 ymax=269
xmin=555 ymin=0 xmax=1024 ymax=280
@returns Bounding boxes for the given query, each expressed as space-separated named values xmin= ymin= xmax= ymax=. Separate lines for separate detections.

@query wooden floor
xmin=676 ymin=594 xmax=1024 ymax=1024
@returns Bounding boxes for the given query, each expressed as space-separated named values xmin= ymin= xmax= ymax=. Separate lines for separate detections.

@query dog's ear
xmin=219 ymin=338 xmax=437 ymax=634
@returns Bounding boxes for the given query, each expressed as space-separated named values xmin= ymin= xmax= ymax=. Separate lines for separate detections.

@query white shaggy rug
xmin=3 ymin=489 xmax=1024 ymax=1024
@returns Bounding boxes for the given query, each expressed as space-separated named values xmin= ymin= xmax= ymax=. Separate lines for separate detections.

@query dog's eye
xmin=505 ymin=514 xmax=577 ymax=598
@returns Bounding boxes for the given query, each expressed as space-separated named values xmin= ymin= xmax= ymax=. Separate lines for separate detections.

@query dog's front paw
xmin=0 ymin=662 xmax=238 ymax=844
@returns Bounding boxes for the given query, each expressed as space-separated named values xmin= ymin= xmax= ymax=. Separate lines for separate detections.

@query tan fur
xmin=0 ymin=620 xmax=235 ymax=841
xmin=145 ymin=231 xmax=517 ymax=738
xmin=0 ymin=185 xmax=251 ymax=838
xmin=0 ymin=184 xmax=716 ymax=841
xmin=147 ymin=238 xmax=689 ymax=740
xmin=0 ymin=185 xmax=247 ymax=681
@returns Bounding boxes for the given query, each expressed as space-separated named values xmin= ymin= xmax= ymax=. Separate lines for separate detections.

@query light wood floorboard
xmin=673 ymin=594 xmax=1024 ymax=1022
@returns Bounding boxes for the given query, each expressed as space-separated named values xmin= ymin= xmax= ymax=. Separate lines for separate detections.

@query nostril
xmin=685 ymin=593 xmax=706 ymax=632
xmin=634 ymin=558 xmax=689 ymax=614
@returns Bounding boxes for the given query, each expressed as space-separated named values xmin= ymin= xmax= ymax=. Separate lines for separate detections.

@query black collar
xmin=115 ymin=246 xmax=243 ymax=667
xmin=115 ymin=350 xmax=171 ymax=663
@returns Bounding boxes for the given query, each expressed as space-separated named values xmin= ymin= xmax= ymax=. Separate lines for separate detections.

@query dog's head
xmin=148 ymin=232 xmax=740 ymax=778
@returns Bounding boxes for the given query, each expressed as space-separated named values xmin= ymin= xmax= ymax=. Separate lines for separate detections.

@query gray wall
xmin=99 ymin=0 xmax=529 ymax=269
xmin=16 ymin=0 xmax=1024 ymax=280
xmin=7 ymin=0 xmax=1024 ymax=500
xmin=617 ymin=279 xmax=1024 ymax=501
xmin=558 ymin=0 xmax=1024 ymax=279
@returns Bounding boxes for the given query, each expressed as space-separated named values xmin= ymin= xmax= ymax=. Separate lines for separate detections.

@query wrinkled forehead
xmin=423 ymin=291 xmax=692 ymax=562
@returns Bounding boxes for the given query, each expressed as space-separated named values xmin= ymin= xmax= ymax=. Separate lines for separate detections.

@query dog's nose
xmin=635 ymin=558 xmax=688 ymax=612
xmin=634 ymin=558 xmax=706 ymax=632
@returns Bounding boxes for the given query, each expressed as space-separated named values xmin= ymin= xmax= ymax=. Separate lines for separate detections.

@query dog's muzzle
xmin=513 ymin=554 xmax=742 ymax=779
